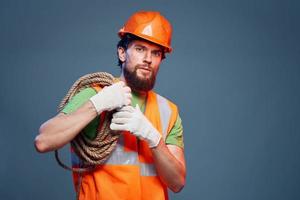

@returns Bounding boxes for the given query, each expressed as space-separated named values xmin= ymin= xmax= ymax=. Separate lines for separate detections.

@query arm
xmin=35 ymin=82 xmax=131 ymax=153
xmin=110 ymin=105 xmax=186 ymax=192
xmin=35 ymin=101 xmax=97 ymax=153
xmin=151 ymin=142 xmax=186 ymax=192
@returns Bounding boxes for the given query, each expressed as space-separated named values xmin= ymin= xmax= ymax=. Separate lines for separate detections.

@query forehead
xmin=129 ymin=39 xmax=163 ymax=51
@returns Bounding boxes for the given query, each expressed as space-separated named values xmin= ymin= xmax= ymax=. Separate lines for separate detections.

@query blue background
xmin=1 ymin=0 xmax=299 ymax=199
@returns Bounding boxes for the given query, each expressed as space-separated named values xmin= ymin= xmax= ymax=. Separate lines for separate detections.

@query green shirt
xmin=62 ymin=88 xmax=184 ymax=148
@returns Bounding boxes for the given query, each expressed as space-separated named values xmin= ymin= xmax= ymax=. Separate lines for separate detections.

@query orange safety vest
xmin=71 ymin=85 xmax=179 ymax=200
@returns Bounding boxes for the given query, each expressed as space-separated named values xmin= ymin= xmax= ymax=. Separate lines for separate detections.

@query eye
xmin=152 ymin=51 xmax=162 ymax=57
xmin=135 ymin=47 xmax=144 ymax=52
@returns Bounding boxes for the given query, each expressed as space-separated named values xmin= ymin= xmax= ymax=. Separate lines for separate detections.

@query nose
xmin=143 ymin=50 xmax=152 ymax=65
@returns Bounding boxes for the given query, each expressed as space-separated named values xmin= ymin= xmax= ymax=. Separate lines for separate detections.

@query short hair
xmin=117 ymin=34 xmax=166 ymax=67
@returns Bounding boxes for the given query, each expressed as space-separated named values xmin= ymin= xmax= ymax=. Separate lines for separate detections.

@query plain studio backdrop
xmin=0 ymin=0 xmax=299 ymax=199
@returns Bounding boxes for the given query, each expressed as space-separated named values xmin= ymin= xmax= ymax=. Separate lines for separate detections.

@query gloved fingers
xmin=104 ymin=81 xmax=123 ymax=92
xmin=124 ymin=99 xmax=132 ymax=106
xmin=122 ymin=86 xmax=131 ymax=100
xmin=124 ymin=93 xmax=132 ymax=106
xmin=110 ymin=82 xmax=132 ymax=106
xmin=112 ymin=110 xmax=132 ymax=118
xmin=114 ymin=81 xmax=125 ymax=87
xmin=123 ymin=85 xmax=131 ymax=93
xmin=125 ymin=93 xmax=132 ymax=99
xmin=111 ymin=117 xmax=130 ymax=124
xmin=110 ymin=123 xmax=129 ymax=131
xmin=117 ymin=105 xmax=135 ymax=112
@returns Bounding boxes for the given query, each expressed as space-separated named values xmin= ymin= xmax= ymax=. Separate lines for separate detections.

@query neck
xmin=132 ymin=90 xmax=148 ymax=100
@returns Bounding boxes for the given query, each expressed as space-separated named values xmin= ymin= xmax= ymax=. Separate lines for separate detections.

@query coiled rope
xmin=54 ymin=72 xmax=120 ymax=199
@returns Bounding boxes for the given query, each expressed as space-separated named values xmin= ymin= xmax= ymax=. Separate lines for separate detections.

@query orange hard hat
xmin=118 ymin=11 xmax=173 ymax=53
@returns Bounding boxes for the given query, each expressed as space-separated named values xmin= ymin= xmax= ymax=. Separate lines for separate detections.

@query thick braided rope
xmin=55 ymin=72 xmax=120 ymax=172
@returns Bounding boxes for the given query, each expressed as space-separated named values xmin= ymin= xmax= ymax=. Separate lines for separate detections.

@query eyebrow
xmin=134 ymin=44 xmax=146 ymax=49
xmin=134 ymin=44 xmax=162 ymax=52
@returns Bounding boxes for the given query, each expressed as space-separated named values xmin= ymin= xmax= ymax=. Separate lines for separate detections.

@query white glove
xmin=90 ymin=81 xmax=131 ymax=114
xmin=110 ymin=105 xmax=162 ymax=148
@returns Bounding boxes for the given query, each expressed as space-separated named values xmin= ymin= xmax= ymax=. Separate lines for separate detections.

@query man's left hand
xmin=110 ymin=105 xmax=161 ymax=148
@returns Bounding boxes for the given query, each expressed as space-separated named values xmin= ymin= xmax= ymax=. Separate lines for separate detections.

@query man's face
xmin=119 ymin=40 xmax=163 ymax=92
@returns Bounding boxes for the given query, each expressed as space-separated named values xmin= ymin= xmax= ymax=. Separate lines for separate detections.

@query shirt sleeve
xmin=165 ymin=114 xmax=184 ymax=148
xmin=61 ymin=87 xmax=99 ymax=140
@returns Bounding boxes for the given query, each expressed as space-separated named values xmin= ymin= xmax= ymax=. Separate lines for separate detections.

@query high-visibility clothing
xmin=71 ymin=85 xmax=179 ymax=200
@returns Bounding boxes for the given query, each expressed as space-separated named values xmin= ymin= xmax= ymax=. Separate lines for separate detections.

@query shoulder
xmin=72 ymin=87 xmax=98 ymax=101
xmin=61 ymin=87 xmax=97 ymax=114
xmin=152 ymin=91 xmax=179 ymax=113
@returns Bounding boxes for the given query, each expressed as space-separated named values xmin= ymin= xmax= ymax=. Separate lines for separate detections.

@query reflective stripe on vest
xmin=105 ymin=134 xmax=138 ymax=165
xmin=71 ymin=93 xmax=173 ymax=177
xmin=104 ymin=134 xmax=157 ymax=176
xmin=156 ymin=94 xmax=172 ymax=140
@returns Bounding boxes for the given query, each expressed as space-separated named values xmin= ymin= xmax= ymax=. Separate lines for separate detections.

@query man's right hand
xmin=90 ymin=81 xmax=132 ymax=114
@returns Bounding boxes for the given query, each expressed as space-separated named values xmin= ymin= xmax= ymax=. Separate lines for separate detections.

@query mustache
xmin=136 ymin=64 xmax=151 ymax=71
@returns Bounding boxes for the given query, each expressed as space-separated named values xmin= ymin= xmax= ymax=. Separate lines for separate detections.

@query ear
xmin=117 ymin=47 xmax=126 ymax=62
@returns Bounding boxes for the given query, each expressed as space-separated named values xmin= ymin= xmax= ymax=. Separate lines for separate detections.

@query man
xmin=35 ymin=11 xmax=186 ymax=200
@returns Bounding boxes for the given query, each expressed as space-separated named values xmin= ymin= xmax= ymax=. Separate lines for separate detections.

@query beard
xmin=123 ymin=64 xmax=157 ymax=92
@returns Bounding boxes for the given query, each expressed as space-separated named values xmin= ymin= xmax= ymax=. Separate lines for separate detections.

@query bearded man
xmin=35 ymin=11 xmax=186 ymax=200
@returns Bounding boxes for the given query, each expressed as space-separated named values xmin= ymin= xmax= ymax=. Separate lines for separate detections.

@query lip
xmin=138 ymin=67 xmax=151 ymax=72
xmin=137 ymin=67 xmax=152 ymax=77
xmin=137 ymin=65 xmax=151 ymax=72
